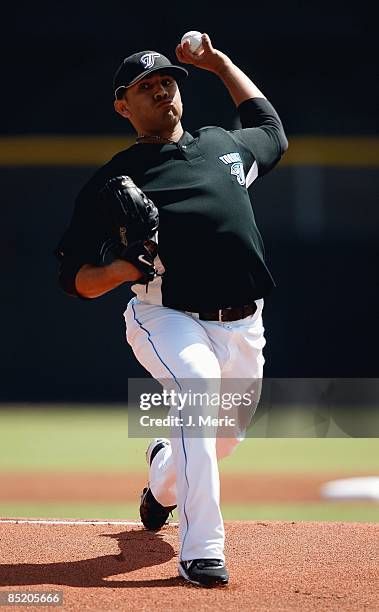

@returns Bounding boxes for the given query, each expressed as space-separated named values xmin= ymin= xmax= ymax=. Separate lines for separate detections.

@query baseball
xmin=181 ymin=31 xmax=203 ymax=54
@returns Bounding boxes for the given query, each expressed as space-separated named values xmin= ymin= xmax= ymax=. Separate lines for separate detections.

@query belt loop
xmin=218 ymin=309 xmax=222 ymax=322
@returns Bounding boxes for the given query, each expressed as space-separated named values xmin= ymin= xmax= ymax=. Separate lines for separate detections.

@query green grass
xmin=0 ymin=502 xmax=377 ymax=523
xmin=1 ymin=407 xmax=379 ymax=473
xmin=0 ymin=502 xmax=141 ymax=521
xmin=0 ymin=407 xmax=143 ymax=471
xmin=222 ymin=502 xmax=379 ymax=522
xmin=221 ymin=438 xmax=379 ymax=473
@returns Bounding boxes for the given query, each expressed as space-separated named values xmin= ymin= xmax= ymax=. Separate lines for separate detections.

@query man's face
xmin=114 ymin=72 xmax=183 ymax=134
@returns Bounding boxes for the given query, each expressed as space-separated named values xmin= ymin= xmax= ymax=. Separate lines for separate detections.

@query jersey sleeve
xmin=54 ymin=180 xmax=111 ymax=298
xmin=230 ymin=97 xmax=288 ymax=181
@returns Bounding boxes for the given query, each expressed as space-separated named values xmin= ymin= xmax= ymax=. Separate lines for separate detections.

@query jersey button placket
xmin=177 ymin=144 xmax=187 ymax=158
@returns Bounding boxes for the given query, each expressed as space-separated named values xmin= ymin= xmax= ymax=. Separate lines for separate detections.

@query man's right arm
xmin=56 ymin=173 xmax=144 ymax=299
xmin=75 ymin=260 xmax=143 ymax=299
xmin=176 ymin=33 xmax=288 ymax=175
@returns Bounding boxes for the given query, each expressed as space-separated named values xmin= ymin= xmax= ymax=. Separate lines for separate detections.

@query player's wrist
xmin=210 ymin=54 xmax=233 ymax=76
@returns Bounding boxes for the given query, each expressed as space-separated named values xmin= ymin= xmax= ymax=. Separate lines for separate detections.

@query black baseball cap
xmin=113 ymin=51 xmax=188 ymax=99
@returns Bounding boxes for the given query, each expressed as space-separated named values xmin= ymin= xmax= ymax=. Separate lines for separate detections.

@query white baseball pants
xmin=124 ymin=297 xmax=265 ymax=561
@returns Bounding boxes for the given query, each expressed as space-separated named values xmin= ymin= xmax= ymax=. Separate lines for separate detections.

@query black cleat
xmin=139 ymin=438 xmax=177 ymax=531
xmin=139 ymin=486 xmax=176 ymax=531
xmin=179 ymin=559 xmax=229 ymax=587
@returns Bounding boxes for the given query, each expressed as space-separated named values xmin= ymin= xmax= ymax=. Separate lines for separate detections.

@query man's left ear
xmin=114 ymin=99 xmax=130 ymax=119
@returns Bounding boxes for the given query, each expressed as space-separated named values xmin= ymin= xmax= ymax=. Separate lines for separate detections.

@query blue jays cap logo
xmin=113 ymin=51 xmax=188 ymax=99
xmin=140 ymin=53 xmax=161 ymax=69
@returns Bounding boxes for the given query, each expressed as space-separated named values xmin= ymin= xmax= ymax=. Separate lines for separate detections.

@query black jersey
xmin=55 ymin=97 xmax=288 ymax=310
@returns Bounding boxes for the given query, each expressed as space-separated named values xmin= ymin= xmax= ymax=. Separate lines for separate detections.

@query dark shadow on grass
xmin=0 ymin=528 xmax=178 ymax=588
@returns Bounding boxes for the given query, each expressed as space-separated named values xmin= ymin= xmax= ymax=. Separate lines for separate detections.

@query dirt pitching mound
xmin=0 ymin=520 xmax=377 ymax=611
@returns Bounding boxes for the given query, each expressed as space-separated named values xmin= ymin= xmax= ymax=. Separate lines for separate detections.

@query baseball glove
xmin=100 ymin=175 xmax=159 ymax=284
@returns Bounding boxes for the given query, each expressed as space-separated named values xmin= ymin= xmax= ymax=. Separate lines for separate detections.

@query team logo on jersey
xmin=219 ymin=152 xmax=246 ymax=186
xmin=140 ymin=53 xmax=161 ymax=69
xmin=230 ymin=162 xmax=246 ymax=185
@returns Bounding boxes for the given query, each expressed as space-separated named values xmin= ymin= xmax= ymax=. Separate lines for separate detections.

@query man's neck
xmin=136 ymin=124 xmax=184 ymax=143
